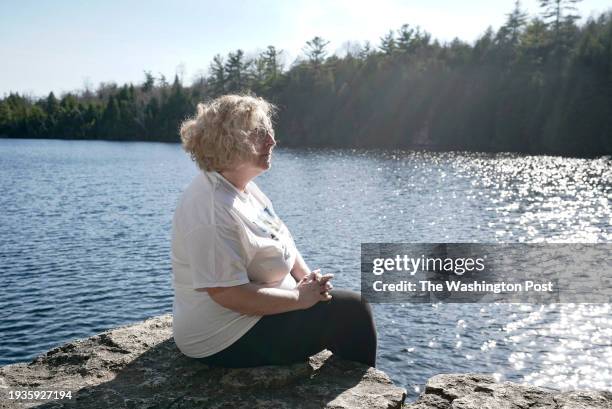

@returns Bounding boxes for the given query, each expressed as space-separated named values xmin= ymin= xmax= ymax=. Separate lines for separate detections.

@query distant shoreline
xmin=1 ymin=136 xmax=609 ymax=159
xmin=3 ymin=11 xmax=612 ymax=159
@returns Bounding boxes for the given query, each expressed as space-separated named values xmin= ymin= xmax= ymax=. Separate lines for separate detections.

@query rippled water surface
xmin=1 ymin=139 xmax=610 ymax=399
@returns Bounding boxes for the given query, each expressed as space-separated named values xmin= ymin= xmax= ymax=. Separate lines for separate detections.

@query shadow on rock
xmin=0 ymin=314 xmax=405 ymax=409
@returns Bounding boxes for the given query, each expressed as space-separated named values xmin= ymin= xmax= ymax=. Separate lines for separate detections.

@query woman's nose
xmin=266 ymin=132 xmax=276 ymax=147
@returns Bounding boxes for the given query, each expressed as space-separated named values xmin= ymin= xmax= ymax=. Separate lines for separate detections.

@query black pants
xmin=199 ymin=290 xmax=377 ymax=368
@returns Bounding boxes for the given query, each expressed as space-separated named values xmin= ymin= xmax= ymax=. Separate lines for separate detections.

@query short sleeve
xmin=183 ymin=224 xmax=250 ymax=289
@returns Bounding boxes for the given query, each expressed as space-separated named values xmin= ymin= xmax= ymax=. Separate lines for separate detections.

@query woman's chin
xmin=258 ymin=154 xmax=272 ymax=170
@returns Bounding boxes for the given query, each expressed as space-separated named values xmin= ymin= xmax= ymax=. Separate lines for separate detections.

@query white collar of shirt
xmin=207 ymin=171 xmax=251 ymax=202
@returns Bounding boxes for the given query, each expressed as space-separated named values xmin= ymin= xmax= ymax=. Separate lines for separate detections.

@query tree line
xmin=1 ymin=0 xmax=610 ymax=156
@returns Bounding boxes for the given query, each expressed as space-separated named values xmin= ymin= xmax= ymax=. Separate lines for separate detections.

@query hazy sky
xmin=1 ymin=0 xmax=610 ymax=97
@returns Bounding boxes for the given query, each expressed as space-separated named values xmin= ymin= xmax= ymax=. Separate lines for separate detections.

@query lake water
xmin=1 ymin=139 xmax=610 ymax=399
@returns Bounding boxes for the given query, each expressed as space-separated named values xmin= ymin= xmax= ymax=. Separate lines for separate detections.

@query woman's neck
xmin=219 ymin=168 xmax=259 ymax=192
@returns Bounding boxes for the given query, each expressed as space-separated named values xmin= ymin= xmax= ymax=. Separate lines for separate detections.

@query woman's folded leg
xmin=199 ymin=289 xmax=377 ymax=368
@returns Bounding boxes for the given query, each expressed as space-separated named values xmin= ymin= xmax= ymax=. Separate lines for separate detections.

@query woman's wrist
xmin=291 ymin=269 xmax=309 ymax=281
xmin=291 ymin=251 xmax=311 ymax=281
xmin=293 ymin=288 xmax=306 ymax=309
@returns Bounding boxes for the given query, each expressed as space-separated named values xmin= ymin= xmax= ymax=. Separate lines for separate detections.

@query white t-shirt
xmin=171 ymin=171 xmax=298 ymax=358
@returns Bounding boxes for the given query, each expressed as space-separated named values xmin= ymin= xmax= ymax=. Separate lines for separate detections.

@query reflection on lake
xmin=1 ymin=139 xmax=610 ymax=399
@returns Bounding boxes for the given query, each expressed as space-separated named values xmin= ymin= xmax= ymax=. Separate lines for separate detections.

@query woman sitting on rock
xmin=171 ymin=94 xmax=377 ymax=368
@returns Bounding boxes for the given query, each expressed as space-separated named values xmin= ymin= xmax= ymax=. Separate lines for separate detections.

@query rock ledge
xmin=0 ymin=314 xmax=406 ymax=409
xmin=405 ymin=373 xmax=612 ymax=409
xmin=3 ymin=314 xmax=610 ymax=408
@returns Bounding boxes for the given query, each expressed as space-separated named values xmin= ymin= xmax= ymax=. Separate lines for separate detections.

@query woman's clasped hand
xmin=296 ymin=270 xmax=334 ymax=307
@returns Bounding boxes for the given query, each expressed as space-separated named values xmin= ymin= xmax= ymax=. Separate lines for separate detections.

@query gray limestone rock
xmin=405 ymin=373 xmax=612 ymax=409
xmin=0 ymin=314 xmax=406 ymax=409
xmin=4 ymin=315 xmax=610 ymax=408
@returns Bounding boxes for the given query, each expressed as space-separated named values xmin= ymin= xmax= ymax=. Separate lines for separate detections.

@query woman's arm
xmin=291 ymin=251 xmax=311 ymax=282
xmin=200 ymin=278 xmax=330 ymax=316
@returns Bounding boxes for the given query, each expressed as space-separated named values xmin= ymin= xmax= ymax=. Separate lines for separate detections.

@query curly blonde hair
xmin=180 ymin=94 xmax=277 ymax=172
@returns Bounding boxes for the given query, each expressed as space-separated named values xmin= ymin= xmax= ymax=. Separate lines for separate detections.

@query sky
xmin=1 ymin=0 xmax=610 ymax=98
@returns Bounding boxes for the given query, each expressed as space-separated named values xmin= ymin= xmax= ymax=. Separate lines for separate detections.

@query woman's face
xmin=248 ymin=126 xmax=276 ymax=171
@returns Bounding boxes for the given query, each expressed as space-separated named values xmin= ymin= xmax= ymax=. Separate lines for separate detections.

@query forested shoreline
xmin=1 ymin=1 xmax=611 ymax=156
